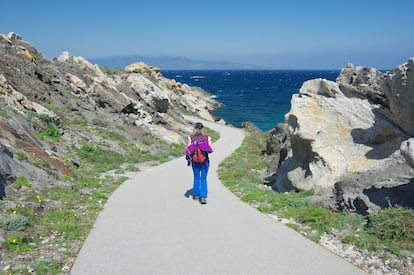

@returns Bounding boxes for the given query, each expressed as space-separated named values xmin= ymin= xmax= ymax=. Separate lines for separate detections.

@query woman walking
xmin=186 ymin=122 xmax=214 ymax=204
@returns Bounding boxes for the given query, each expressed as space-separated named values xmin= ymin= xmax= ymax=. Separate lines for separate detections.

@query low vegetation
xmin=0 ymin=128 xmax=188 ymax=274
xmin=3 ymin=124 xmax=412 ymax=273
xmin=217 ymin=130 xmax=414 ymax=272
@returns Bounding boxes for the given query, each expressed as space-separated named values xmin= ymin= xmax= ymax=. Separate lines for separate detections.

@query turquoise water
xmin=163 ymin=70 xmax=340 ymax=131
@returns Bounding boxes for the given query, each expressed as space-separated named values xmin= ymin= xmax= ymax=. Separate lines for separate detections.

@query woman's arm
xmin=208 ymin=136 xmax=214 ymax=152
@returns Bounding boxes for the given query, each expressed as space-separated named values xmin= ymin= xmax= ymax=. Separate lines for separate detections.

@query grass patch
xmin=74 ymin=139 xmax=186 ymax=177
xmin=101 ymin=130 xmax=127 ymax=143
xmin=34 ymin=259 xmax=63 ymax=275
xmin=15 ymin=176 xmax=32 ymax=189
xmin=39 ymin=209 xmax=88 ymax=242
xmin=15 ymin=151 xmax=29 ymax=161
xmin=358 ymin=207 xmax=414 ymax=255
xmin=3 ymin=234 xmax=31 ymax=253
xmin=75 ymin=143 xmax=123 ymax=174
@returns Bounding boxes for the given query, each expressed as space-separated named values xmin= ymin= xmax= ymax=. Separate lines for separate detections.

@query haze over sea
xmin=163 ymin=70 xmax=339 ymax=131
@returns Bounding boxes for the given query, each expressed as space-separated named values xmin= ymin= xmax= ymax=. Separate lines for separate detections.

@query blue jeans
xmin=192 ymin=159 xmax=209 ymax=198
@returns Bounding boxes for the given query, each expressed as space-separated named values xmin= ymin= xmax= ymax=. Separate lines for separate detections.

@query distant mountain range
xmin=87 ymin=55 xmax=267 ymax=70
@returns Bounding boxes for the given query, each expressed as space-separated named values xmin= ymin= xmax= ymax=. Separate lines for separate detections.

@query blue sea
xmin=163 ymin=70 xmax=340 ymax=131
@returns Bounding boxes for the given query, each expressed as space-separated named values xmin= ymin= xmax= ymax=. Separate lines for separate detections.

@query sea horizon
xmin=162 ymin=70 xmax=340 ymax=131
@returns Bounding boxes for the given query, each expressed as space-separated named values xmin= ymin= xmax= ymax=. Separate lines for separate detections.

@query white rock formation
xmin=54 ymin=52 xmax=219 ymax=143
xmin=273 ymin=58 xmax=414 ymax=213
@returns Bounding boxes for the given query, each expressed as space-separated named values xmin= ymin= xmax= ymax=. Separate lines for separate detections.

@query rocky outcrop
xmin=0 ymin=32 xmax=220 ymax=272
xmin=268 ymin=58 xmax=414 ymax=214
xmin=124 ymin=61 xmax=162 ymax=79
xmin=0 ymin=32 xmax=221 ymax=199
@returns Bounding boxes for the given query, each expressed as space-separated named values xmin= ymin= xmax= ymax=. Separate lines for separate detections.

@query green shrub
xmin=36 ymin=122 xmax=61 ymax=142
xmin=0 ymin=213 xmax=29 ymax=231
xmin=132 ymin=68 xmax=142 ymax=74
xmin=15 ymin=176 xmax=32 ymax=188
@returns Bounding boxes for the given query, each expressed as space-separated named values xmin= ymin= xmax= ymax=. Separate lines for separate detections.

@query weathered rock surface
xmin=267 ymin=58 xmax=414 ymax=214
xmin=0 ymin=32 xmax=221 ymax=199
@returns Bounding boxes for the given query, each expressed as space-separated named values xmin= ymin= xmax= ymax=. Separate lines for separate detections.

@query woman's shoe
xmin=200 ymin=197 xmax=207 ymax=204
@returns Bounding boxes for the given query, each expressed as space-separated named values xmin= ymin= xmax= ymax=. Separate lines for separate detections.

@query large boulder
xmin=270 ymin=58 xmax=414 ymax=214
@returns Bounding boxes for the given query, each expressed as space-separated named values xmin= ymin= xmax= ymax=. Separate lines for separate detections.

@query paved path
xmin=71 ymin=119 xmax=366 ymax=275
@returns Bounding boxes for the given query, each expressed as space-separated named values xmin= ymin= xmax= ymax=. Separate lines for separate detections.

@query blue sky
xmin=1 ymin=0 xmax=413 ymax=69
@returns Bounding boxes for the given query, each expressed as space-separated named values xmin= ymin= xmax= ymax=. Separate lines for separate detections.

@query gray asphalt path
xmin=71 ymin=120 xmax=366 ymax=275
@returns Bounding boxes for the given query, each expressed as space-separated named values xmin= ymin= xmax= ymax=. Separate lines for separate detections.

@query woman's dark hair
xmin=193 ymin=122 xmax=204 ymax=136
